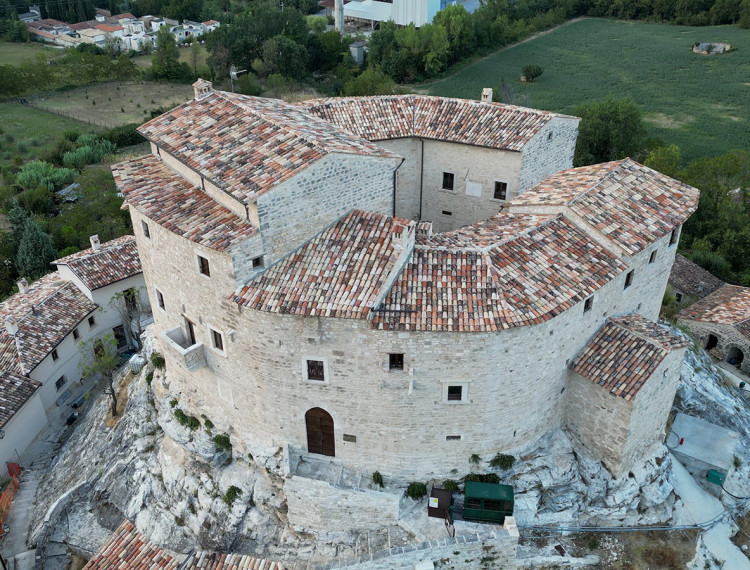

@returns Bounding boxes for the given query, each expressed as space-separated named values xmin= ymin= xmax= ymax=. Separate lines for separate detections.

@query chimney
xmin=481 ymin=88 xmax=493 ymax=103
xmin=193 ymin=78 xmax=213 ymax=100
xmin=90 ymin=235 xmax=101 ymax=251
xmin=334 ymin=0 xmax=344 ymax=32
xmin=391 ymin=223 xmax=415 ymax=251
xmin=16 ymin=278 xmax=29 ymax=295
xmin=5 ymin=315 xmax=18 ymax=336
xmin=416 ymin=220 xmax=433 ymax=238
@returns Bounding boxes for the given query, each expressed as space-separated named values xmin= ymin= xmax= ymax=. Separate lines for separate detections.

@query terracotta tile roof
xmin=53 ymin=235 xmax=142 ymax=291
xmin=83 ymin=520 xmax=179 ymax=569
xmin=301 ymin=95 xmax=575 ymax=151
xmin=0 ymin=371 xmax=41 ymax=429
xmin=417 ymin=212 xmax=555 ymax=249
xmin=570 ymin=314 xmax=689 ymax=400
xmin=373 ymin=214 xmax=627 ymax=332
xmin=235 ymin=210 xmax=414 ymax=318
xmin=511 ymin=159 xmax=699 ymax=255
xmin=94 ymin=24 xmax=124 ymax=32
xmin=677 ymin=284 xmax=750 ymax=341
xmin=69 ymin=21 xmax=95 ymax=30
xmin=669 ymin=254 xmax=724 ymax=300
xmin=0 ymin=275 xmax=97 ymax=375
xmin=138 ymin=90 xmax=397 ymax=204
xmin=85 ymin=520 xmax=286 ymax=570
xmin=113 ymin=155 xmax=258 ymax=252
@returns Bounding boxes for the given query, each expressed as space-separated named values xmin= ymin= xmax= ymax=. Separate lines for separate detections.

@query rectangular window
xmin=156 ymin=289 xmax=165 ymax=310
xmin=442 ymin=210 xmax=453 ymax=216
xmin=442 ymin=172 xmax=455 ymax=191
xmin=446 ymin=435 xmax=461 ymax=441
xmin=51 ymin=349 xmax=59 ymax=361
xmin=252 ymin=256 xmax=264 ymax=268
xmin=649 ymin=250 xmax=657 ymax=264
xmin=343 ymin=434 xmax=357 ymax=442
xmin=389 ymin=353 xmax=404 ymax=371
xmin=88 ymin=315 xmax=96 ymax=328
xmin=55 ymin=375 xmax=66 ymax=391
xmin=583 ymin=297 xmax=593 ymax=313
xmin=113 ymin=325 xmax=127 ymax=350
xmin=675 ymin=292 xmax=683 ymax=303
xmin=669 ymin=227 xmax=679 ymax=246
xmin=307 ymin=359 xmax=325 ymax=382
xmin=484 ymin=500 xmax=502 ymax=511
xmin=447 ymin=385 xmax=463 ymax=401
xmin=142 ymin=220 xmax=150 ymax=239
xmin=72 ymin=328 xmax=79 ymax=341
xmin=185 ymin=318 xmax=196 ymax=345
xmin=198 ymin=255 xmax=211 ymax=277
xmin=494 ymin=181 xmax=508 ymax=201
xmin=211 ymin=329 xmax=224 ymax=352
xmin=466 ymin=498 xmax=481 ymax=509
xmin=624 ymin=270 xmax=634 ymax=290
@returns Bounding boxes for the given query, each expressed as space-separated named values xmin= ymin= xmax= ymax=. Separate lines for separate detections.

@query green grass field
xmin=0 ymin=103 xmax=96 ymax=167
xmin=132 ymin=43 xmax=209 ymax=71
xmin=427 ymin=18 xmax=750 ymax=162
xmin=0 ymin=41 xmax=65 ymax=66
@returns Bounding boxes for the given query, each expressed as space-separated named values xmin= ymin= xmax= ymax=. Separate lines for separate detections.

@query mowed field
xmin=30 ymin=81 xmax=194 ymax=127
xmin=427 ymin=18 xmax=750 ymax=162
xmin=0 ymin=41 xmax=65 ymax=65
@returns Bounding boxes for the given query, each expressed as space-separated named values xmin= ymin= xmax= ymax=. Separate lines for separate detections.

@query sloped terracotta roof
xmin=677 ymin=284 xmax=750 ymax=341
xmin=0 ymin=276 xmax=97 ymax=375
xmin=669 ymin=254 xmax=724 ymax=300
xmin=570 ymin=314 xmax=689 ymax=400
xmin=84 ymin=520 xmax=285 ymax=570
xmin=83 ymin=520 xmax=178 ymax=569
xmin=417 ymin=212 xmax=554 ymax=249
xmin=374 ymin=215 xmax=626 ymax=332
xmin=0 ymin=371 xmax=41 ymax=429
xmin=510 ymin=159 xmax=700 ymax=255
xmin=53 ymin=235 xmax=142 ymax=291
xmin=138 ymin=90 xmax=397 ymax=204
xmin=300 ymin=95 xmax=576 ymax=151
xmin=235 ymin=210 xmax=414 ymax=318
xmin=113 ymin=155 xmax=258 ymax=252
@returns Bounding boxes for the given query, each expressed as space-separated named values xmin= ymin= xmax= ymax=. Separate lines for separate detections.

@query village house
xmin=113 ymin=81 xmax=698 ymax=481
xmin=0 ymin=236 xmax=148 ymax=469
xmin=668 ymin=253 xmax=724 ymax=303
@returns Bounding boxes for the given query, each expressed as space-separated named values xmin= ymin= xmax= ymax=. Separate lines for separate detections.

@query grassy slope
xmin=427 ymin=18 xmax=750 ymax=162
xmin=0 ymin=41 xmax=65 ymax=65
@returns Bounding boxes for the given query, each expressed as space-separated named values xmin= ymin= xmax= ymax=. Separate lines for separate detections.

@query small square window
xmin=307 ymin=359 xmax=325 ymax=382
xmin=447 ymin=385 xmax=463 ymax=401
xmin=389 ymin=353 xmax=404 ymax=370
xmin=583 ymin=297 xmax=593 ymax=313
xmin=142 ymin=220 xmax=150 ymax=239
xmin=649 ymin=250 xmax=657 ymax=264
xmin=156 ymin=289 xmax=165 ymax=310
xmin=198 ymin=255 xmax=211 ymax=277
xmin=88 ymin=316 xmax=96 ymax=328
xmin=51 ymin=349 xmax=59 ymax=361
xmin=624 ymin=270 xmax=634 ymax=290
xmin=252 ymin=256 xmax=263 ymax=268
xmin=55 ymin=375 xmax=66 ymax=391
xmin=669 ymin=228 xmax=679 ymax=246
xmin=494 ymin=181 xmax=508 ymax=201
xmin=675 ymin=292 xmax=683 ymax=303
xmin=442 ymin=172 xmax=455 ymax=191
xmin=211 ymin=329 xmax=224 ymax=352
xmin=72 ymin=328 xmax=79 ymax=341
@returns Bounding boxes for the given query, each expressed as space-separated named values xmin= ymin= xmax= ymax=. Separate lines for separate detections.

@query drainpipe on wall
xmin=418 ymin=138 xmax=425 ymax=220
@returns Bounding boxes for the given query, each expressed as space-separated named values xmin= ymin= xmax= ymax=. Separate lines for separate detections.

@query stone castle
xmin=113 ymin=79 xmax=699 ymax=482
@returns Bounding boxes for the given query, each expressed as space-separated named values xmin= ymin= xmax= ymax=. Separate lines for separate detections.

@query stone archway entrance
xmin=305 ymin=407 xmax=335 ymax=457
xmin=705 ymin=334 xmax=718 ymax=351
xmin=727 ymin=346 xmax=745 ymax=367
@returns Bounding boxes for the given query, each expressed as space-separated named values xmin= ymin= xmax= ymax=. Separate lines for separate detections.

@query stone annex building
xmin=113 ymin=80 xmax=699 ymax=481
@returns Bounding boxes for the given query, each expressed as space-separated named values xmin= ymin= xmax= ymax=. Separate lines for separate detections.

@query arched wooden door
xmin=305 ymin=407 xmax=335 ymax=457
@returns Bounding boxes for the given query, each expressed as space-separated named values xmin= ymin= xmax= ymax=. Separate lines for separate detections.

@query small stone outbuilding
xmin=668 ymin=253 xmax=723 ymax=304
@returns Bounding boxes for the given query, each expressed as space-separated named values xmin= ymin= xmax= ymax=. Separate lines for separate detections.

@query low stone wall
xmin=286 ymin=475 xmax=401 ymax=533
xmin=317 ymin=521 xmax=519 ymax=569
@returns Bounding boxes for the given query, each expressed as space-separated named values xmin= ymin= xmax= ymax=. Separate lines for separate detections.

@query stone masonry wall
xmin=256 ymin=153 xmax=401 ymax=263
xmin=676 ymin=319 xmax=749 ymax=373
xmin=518 ymin=116 xmax=579 ymax=193
xmin=379 ymin=138 xmax=421 ymax=221
xmin=285 ymin=475 xmax=400 ymax=532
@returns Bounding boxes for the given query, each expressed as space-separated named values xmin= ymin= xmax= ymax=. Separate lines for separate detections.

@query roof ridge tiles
xmin=567 ymin=159 xmax=628 ymax=206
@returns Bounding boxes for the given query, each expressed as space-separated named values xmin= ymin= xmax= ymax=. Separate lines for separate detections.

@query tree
xmin=741 ymin=0 xmax=750 ymax=27
xmin=644 ymin=144 xmax=682 ymax=178
xmin=15 ymin=218 xmax=57 ymax=280
xmin=152 ymin=27 xmax=190 ymax=80
xmin=573 ymin=96 xmax=647 ymax=167
xmin=189 ymin=36 xmax=200 ymax=75
xmin=522 ymin=64 xmax=543 ymax=82
xmin=344 ymin=68 xmax=397 ymax=96
xmin=433 ymin=4 xmax=474 ymax=63
xmin=109 ymin=287 xmax=149 ymax=351
xmin=79 ymin=333 xmax=121 ymax=418
xmin=262 ymin=35 xmax=308 ymax=80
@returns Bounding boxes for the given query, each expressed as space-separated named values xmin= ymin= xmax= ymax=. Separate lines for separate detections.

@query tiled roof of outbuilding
xmin=0 ymin=275 xmax=97 ymax=375
xmin=0 ymin=371 xmax=41 ymax=429
xmin=669 ymin=254 xmax=724 ymax=300
xmin=184 ymin=552 xmax=285 ymax=569
xmin=510 ymin=159 xmax=700 ymax=255
xmin=301 ymin=95 xmax=576 ymax=151
xmin=570 ymin=314 xmax=689 ymax=400
xmin=374 ymin=215 xmax=627 ymax=331
xmin=677 ymin=284 xmax=750 ymax=341
xmin=53 ymin=235 xmax=142 ymax=291
xmin=113 ymin=155 xmax=258 ymax=252
xmin=417 ymin=213 xmax=555 ymax=249
xmin=138 ymin=90 xmax=397 ymax=204
xmin=235 ymin=210 xmax=414 ymax=318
